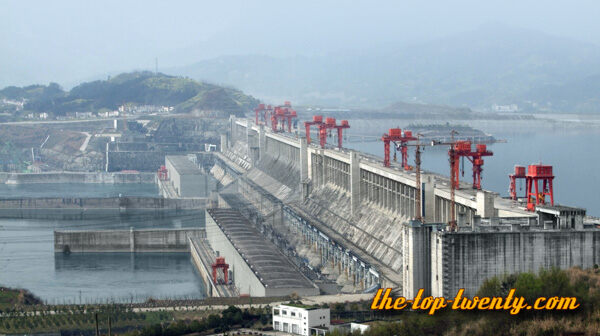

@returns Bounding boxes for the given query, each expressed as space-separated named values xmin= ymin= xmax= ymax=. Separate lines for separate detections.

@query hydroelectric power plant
xmin=2 ymin=102 xmax=598 ymax=302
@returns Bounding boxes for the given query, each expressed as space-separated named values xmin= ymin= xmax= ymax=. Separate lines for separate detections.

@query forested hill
xmin=0 ymin=72 xmax=259 ymax=116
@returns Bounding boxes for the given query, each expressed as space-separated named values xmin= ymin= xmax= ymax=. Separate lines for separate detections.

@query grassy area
xmin=1 ymin=309 xmax=172 ymax=334
xmin=0 ymin=286 xmax=42 ymax=311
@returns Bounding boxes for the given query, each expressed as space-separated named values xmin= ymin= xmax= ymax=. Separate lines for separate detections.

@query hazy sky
xmin=2 ymin=0 xmax=600 ymax=87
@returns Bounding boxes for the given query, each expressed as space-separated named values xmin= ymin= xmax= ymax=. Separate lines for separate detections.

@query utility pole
xmin=95 ymin=313 xmax=99 ymax=336
xmin=448 ymin=130 xmax=458 ymax=232
xmin=414 ymin=134 xmax=424 ymax=222
xmin=108 ymin=316 xmax=112 ymax=336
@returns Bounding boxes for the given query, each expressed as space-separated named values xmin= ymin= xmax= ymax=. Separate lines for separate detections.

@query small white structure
xmin=272 ymin=304 xmax=330 ymax=336
xmin=350 ymin=322 xmax=372 ymax=333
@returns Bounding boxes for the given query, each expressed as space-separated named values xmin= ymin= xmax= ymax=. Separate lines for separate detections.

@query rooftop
xmin=206 ymin=208 xmax=316 ymax=290
xmin=537 ymin=204 xmax=586 ymax=214
xmin=280 ymin=303 xmax=322 ymax=310
xmin=166 ymin=155 xmax=202 ymax=175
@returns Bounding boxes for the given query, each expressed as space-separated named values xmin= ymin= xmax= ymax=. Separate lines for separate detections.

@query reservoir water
xmin=0 ymin=183 xmax=206 ymax=304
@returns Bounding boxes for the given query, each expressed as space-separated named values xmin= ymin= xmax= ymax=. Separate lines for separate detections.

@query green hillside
xmin=0 ymin=72 xmax=259 ymax=116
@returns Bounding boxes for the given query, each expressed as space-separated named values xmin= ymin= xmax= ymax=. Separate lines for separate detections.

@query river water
xmin=344 ymin=115 xmax=600 ymax=217
xmin=0 ymin=183 xmax=207 ymax=304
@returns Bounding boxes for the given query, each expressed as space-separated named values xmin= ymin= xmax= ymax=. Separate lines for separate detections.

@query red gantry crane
xmin=509 ymin=165 xmax=527 ymax=200
xmin=318 ymin=117 xmax=337 ymax=148
xmin=266 ymin=101 xmax=297 ymax=133
xmin=333 ymin=120 xmax=350 ymax=149
xmin=525 ymin=164 xmax=554 ymax=211
xmin=508 ymin=164 xmax=555 ymax=211
xmin=381 ymin=128 xmax=418 ymax=169
xmin=283 ymin=105 xmax=297 ymax=133
xmin=380 ymin=131 xmax=426 ymax=221
xmin=432 ymin=131 xmax=497 ymax=231
xmin=255 ymin=104 xmax=265 ymax=125
xmin=443 ymin=140 xmax=493 ymax=190
xmin=254 ymin=103 xmax=274 ymax=125
xmin=212 ymin=256 xmax=229 ymax=285
xmin=304 ymin=115 xmax=349 ymax=148
xmin=304 ymin=115 xmax=323 ymax=144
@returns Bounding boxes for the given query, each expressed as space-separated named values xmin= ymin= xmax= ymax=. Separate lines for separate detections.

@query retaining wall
xmin=431 ymin=229 xmax=600 ymax=297
xmin=0 ymin=197 xmax=210 ymax=219
xmin=0 ymin=172 xmax=155 ymax=184
xmin=54 ymin=228 xmax=206 ymax=253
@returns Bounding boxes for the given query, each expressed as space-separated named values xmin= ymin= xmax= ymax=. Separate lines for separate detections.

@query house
xmin=272 ymin=304 xmax=330 ymax=336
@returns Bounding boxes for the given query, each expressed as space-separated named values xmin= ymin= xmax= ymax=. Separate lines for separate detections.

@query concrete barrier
xmin=54 ymin=228 xmax=206 ymax=253
xmin=0 ymin=172 xmax=156 ymax=184
xmin=0 ymin=197 xmax=211 ymax=219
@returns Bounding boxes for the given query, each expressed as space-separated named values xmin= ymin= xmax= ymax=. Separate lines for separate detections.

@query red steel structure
xmin=280 ymin=101 xmax=298 ymax=133
xmin=525 ymin=164 xmax=554 ymax=211
xmin=318 ymin=117 xmax=337 ymax=148
xmin=509 ymin=165 xmax=526 ymax=200
xmin=263 ymin=105 xmax=273 ymax=124
xmin=254 ymin=104 xmax=275 ymax=125
xmin=448 ymin=141 xmax=493 ymax=190
xmin=270 ymin=113 xmax=279 ymax=132
xmin=283 ymin=106 xmax=297 ymax=132
xmin=273 ymin=106 xmax=286 ymax=132
xmin=254 ymin=104 xmax=265 ymax=124
xmin=469 ymin=144 xmax=493 ymax=190
xmin=333 ymin=120 xmax=350 ymax=149
xmin=304 ymin=115 xmax=323 ymax=144
xmin=264 ymin=101 xmax=297 ymax=133
xmin=381 ymin=128 xmax=417 ymax=168
xmin=211 ymin=256 xmax=229 ymax=284
xmin=157 ymin=165 xmax=168 ymax=181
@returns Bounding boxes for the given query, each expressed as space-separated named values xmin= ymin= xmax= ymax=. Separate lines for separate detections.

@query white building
xmin=272 ymin=304 xmax=330 ymax=336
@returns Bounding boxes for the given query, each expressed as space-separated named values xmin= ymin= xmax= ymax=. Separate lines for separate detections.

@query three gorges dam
xmin=54 ymin=103 xmax=600 ymax=300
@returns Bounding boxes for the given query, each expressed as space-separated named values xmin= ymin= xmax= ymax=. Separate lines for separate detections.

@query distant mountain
xmin=0 ymin=72 xmax=259 ymax=116
xmin=167 ymin=23 xmax=600 ymax=113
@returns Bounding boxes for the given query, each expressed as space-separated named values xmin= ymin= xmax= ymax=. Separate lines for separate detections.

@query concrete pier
xmin=0 ymin=172 xmax=155 ymax=184
xmin=0 ymin=196 xmax=210 ymax=219
xmin=54 ymin=228 xmax=206 ymax=253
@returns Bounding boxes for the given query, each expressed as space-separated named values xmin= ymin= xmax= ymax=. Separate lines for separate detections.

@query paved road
xmin=79 ymin=132 xmax=91 ymax=151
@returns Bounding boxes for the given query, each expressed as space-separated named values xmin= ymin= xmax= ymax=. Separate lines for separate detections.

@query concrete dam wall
xmin=431 ymin=229 xmax=600 ymax=297
xmin=0 ymin=197 xmax=210 ymax=219
xmin=55 ymin=228 xmax=206 ymax=253
xmin=0 ymin=172 xmax=156 ymax=184
xmin=222 ymin=117 xmax=600 ymax=297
